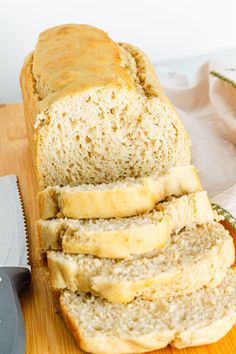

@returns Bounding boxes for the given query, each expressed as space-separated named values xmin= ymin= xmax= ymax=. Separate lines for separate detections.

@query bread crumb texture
xmin=38 ymin=165 xmax=202 ymax=220
xmin=48 ymin=222 xmax=234 ymax=303
xmin=38 ymin=191 xmax=214 ymax=258
xmin=22 ymin=24 xmax=191 ymax=188
xmin=60 ymin=268 xmax=236 ymax=353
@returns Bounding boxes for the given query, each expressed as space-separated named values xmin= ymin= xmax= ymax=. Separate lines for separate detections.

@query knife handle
xmin=0 ymin=267 xmax=31 ymax=354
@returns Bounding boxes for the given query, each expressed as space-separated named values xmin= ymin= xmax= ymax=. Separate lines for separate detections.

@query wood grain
xmin=0 ymin=103 xmax=236 ymax=354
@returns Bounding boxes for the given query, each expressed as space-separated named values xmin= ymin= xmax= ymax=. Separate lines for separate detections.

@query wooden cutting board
xmin=0 ymin=103 xmax=236 ymax=354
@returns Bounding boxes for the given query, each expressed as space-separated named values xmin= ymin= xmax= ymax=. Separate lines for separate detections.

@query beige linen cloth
xmin=156 ymin=62 xmax=236 ymax=226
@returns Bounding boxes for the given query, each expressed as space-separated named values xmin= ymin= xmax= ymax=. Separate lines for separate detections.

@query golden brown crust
xmin=20 ymin=53 xmax=39 ymax=183
xmin=31 ymin=24 xmax=134 ymax=113
xmin=20 ymin=26 xmax=189 ymax=117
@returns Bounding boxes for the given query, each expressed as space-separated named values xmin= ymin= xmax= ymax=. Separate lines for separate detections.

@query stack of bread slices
xmin=20 ymin=24 xmax=236 ymax=354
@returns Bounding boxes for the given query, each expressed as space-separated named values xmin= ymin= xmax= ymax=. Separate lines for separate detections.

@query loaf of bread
xmin=21 ymin=23 xmax=235 ymax=353
xmin=47 ymin=222 xmax=234 ymax=303
xmin=38 ymin=165 xmax=202 ymax=220
xmin=38 ymin=191 xmax=214 ymax=258
xmin=20 ymin=24 xmax=190 ymax=190
xmin=60 ymin=268 xmax=236 ymax=354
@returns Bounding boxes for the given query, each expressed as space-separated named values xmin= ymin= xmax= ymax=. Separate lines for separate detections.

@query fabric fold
xmin=156 ymin=61 xmax=236 ymax=222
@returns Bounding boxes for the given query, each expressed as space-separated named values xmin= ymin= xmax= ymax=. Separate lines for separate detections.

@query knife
xmin=0 ymin=175 xmax=31 ymax=354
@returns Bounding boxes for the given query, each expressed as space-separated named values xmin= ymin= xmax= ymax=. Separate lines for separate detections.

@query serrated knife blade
xmin=0 ymin=175 xmax=30 ymax=268
xmin=0 ymin=175 xmax=31 ymax=354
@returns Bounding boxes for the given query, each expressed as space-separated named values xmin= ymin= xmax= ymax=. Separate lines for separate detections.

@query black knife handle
xmin=0 ymin=267 xmax=31 ymax=354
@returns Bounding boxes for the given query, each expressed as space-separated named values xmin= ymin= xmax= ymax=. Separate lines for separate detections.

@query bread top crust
xmin=22 ymin=24 xmax=177 ymax=114
xmin=32 ymin=24 xmax=134 ymax=108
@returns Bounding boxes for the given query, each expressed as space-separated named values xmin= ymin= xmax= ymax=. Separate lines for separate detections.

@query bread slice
xmin=38 ymin=191 xmax=214 ymax=258
xmin=47 ymin=222 xmax=235 ymax=303
xmin=20 ymin=24 xmax=190 ymax=190
xmin=38 ymin=165 xmax=202 ymax=220
xmin=60 ymin=268 xmax=236 ymax=354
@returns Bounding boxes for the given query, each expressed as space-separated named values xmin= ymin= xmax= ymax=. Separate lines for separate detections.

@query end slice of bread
xmin=60 ymin=268 xmax=236 ymax=354
xmin=38 ymin=191 xmax=214 ymax=258
xmin=47 ymin=222 xmax=235 ymax=303
xmin=38 ymin=165 xmax=202 ymax=220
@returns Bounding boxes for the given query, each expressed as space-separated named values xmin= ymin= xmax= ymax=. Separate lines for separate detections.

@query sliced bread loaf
xmin=20 ymin=24 xmax=190 ymax=190
xmin=38 ymin=165 xmax=202 ymax=220
xmin=60 ymin=268 xmax=236 ymax=354
xmin=47 ymin=222 xmax=235 ymax=303
xmin=38 ymin=191 xmax=214 ymax=258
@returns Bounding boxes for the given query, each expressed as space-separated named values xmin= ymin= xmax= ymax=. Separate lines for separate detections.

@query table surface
xmin=0 ymin=102 xmax=236 ymax=354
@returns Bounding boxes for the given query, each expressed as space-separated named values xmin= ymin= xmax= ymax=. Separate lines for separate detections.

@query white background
xmin=0 ymin=0 xmax=236 ymax=102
